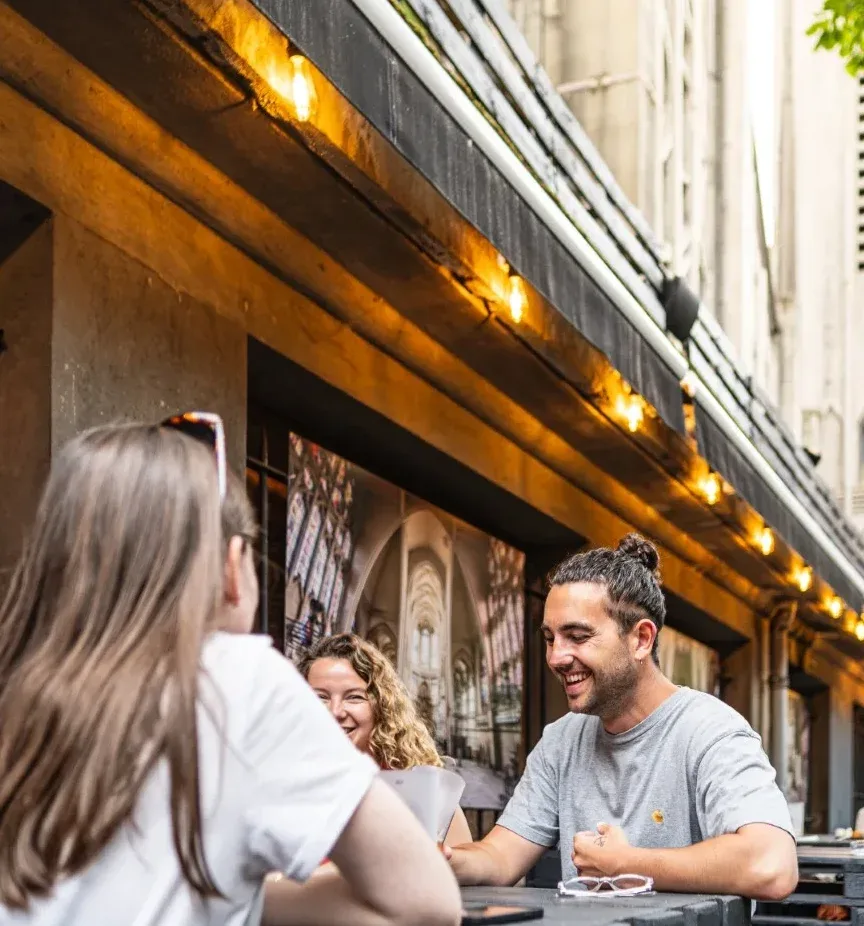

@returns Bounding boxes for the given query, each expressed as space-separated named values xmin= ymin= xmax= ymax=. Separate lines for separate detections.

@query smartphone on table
xmin=461 ymin=902 xmax=544 ymax=924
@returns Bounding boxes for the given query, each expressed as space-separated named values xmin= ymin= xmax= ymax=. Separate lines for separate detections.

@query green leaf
xmin=808 ymin=0 xmax=864 ymax=74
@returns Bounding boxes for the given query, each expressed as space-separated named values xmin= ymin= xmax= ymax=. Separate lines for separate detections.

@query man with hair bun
xmin=446 ymin=534 xmax=798 ymax=901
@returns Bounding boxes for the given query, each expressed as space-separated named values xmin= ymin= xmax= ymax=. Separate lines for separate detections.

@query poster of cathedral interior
xmin=281 ymin=432 xmax=525 ymax=812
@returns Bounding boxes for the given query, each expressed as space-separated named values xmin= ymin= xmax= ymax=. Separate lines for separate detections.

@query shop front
xmin=4 ymin=0 xmax=864 ymax=834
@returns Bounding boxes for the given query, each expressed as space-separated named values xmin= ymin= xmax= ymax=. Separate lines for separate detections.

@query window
xmin=657 ymin=625 xmax=719 ymax=695
xmin=406 ymin=561 xmax=445 ymax=679
xmin=486 ymin=539 xmax=525 ymax=721
xmin=413 ymin=621 xmax=437 ymax=670
xmin=276 ymin=433 xmax=357 ymax=656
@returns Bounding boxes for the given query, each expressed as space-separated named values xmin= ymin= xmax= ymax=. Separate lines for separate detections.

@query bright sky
xmin=747 ymin=0 xmax=776 ymax=246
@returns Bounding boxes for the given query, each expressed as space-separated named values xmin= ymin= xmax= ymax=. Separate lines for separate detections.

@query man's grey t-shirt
xmin=497 ymin=687 xmax=793 ymax=881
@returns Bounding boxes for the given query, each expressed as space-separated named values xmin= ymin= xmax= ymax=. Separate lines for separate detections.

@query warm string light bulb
xmin=828 ymin=596 xmax=844 ymax=619
xmin=506 ymin=273 xmax=527 ymax=323
xmin=856 ymin=620 xmax=864 ymax=642
xmin=288 ymin=54 xmax=318 ymax=122
xmin=796 ymin=565 xmax=813 ymax=594
xmin=617 ymin=394 xmax=644 ymax=433
xmin=699 ymin=472 xmax=722 ymax=506
xmin=756 ymin=526 xmax=774 ymax=556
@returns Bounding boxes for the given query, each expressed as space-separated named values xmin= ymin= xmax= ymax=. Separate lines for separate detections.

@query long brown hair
xmin=0 ymin=424 xmax=232 ymax=909
xmin=298 ymin=633 xmax=443 ymax=770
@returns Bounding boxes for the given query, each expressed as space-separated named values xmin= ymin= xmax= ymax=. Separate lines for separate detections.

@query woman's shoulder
xmin=202 ymin=633 xmax=306 ymax=710
xmin=203 ymin=631 xmax=281 ymax=674
xmin=204 ymin=630 xmax=277 ymax=660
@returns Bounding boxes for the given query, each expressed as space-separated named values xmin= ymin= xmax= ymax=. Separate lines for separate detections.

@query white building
xmin=508 ymin=0 xmax=864 ymax=530
xmin=774 ymin=0 xmax=862 ymax=526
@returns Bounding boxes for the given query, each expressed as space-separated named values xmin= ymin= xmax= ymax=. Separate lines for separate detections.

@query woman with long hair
xmin=297 ymin=633 xmax=473 ymax=846
xmin=0 ymin=417 xmax=460 ymax=926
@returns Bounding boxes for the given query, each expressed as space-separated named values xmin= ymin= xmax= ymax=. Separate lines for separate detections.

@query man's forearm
xmin=449 ymin=843 xmax=511 ymax=887
xmin=623 ymin=833 xmax=797 ymax=900
xmin=449 ymin=826 xmax=550 ymax=888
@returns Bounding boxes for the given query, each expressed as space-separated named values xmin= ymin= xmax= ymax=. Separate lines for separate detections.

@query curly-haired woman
xmin=297 ymin=633 xmax=473 ymax=846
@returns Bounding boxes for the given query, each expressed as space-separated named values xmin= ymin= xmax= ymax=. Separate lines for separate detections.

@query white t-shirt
xmin=0 ymin=633 xmax=379 ymax=926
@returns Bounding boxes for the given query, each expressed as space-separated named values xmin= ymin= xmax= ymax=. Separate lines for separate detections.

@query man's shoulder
xmin=539 ymin=711 xmax=599 ymax=751
xmin=669 ymin=688 xmax=760 ymax=752
xmin=675 ymin=688 xmax=752 ymax=725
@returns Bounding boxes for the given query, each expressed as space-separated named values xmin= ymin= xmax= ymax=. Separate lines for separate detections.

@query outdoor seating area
xmin=4 ymin=0 xmax=864 ymax=924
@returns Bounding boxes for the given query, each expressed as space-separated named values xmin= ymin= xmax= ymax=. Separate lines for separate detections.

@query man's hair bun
xmin=616 ymin=533 xmax=660 ymax=576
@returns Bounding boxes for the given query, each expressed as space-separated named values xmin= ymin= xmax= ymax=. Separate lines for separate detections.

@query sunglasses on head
xmin=160 ymin=411 xmax=226 ymax=500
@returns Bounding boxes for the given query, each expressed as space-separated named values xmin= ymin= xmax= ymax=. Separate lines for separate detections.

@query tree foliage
xmin=808 ymin=0 xmax=864 ymax=75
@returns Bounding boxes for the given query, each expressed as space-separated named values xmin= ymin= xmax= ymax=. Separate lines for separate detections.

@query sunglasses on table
xmin=160 ymin=412 xmax=227 ymax=501
xmin=558 ymin=874 xmax=654 ymax=898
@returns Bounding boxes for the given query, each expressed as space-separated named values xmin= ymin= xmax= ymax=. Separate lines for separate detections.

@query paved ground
xmin=452 ymin=759 xmax=512 ymax=809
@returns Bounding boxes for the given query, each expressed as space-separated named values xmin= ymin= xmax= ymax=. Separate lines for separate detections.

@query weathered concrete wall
xmin=809 ymin=690 xmax=830 ymax=833
xmin=722 ymin=641 xmax=758 ymax=728
xmin=0 ymin=213 xmax=248 ymax=590
xmin=829 ymin=689 xmax=855 ymax=829
xmin=0 ymin=223 xmax=53 ymax=582
xmin=51 ymin=217 xmax=247 ymax=471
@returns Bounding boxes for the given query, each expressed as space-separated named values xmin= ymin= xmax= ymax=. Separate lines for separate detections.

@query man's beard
xmin=573 ymin=649 xmax=639 ymax=721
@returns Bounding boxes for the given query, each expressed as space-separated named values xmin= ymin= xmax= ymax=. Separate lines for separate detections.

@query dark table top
xmin=796 ymin=844 xmax=864 ymax=868
xmin=461 ymin=886 xmax=750 ymax=926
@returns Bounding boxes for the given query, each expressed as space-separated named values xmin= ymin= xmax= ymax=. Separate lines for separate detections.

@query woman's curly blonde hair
xmin=298 ymin=632 xmax=443 ymax=770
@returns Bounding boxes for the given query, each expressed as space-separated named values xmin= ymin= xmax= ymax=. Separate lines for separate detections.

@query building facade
xmin=3 ymin=0 xmax=864 ymax=839
xmin=506 ymin=0 xmax=864 ymax=827
xmin=774 ymin=0 xmax=864 ymax=532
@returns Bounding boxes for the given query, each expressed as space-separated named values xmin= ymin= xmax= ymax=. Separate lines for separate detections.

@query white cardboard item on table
xmin=380 ymin=765 xmax=465 ymax=841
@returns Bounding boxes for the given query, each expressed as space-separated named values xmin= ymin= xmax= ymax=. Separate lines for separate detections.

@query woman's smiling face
xmin=307 ymin=657 xmax=376 ymax=756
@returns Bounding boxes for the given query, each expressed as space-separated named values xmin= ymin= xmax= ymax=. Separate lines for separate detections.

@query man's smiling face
xmin=542 ymin=582 xmax=639 ymax=720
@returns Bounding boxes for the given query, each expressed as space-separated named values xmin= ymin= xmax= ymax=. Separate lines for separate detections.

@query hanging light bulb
xmin=506 ymin=273 xmax=527 ymax=323
xmin=756 ymin=526 xmax=774 ymax=556
xmin=828 ymin=596 xmax=844 ymax=619
xmin=699 ymin=472 xmax=722 ymax=506
xmin=680 ymin=370 xmax=699 ymax=399
xmin=288 ymin=54 xmax=318 ymax=122
xmin=796 ymin=565 xmax=813 ymax=594
xmin=616 ymin=394 xmax=644 ymax=433
xmin=856 ymin=620 xmax=864 ymax=642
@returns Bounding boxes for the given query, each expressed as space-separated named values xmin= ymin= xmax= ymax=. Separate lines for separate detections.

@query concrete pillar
xmin=829 ymin=691 xmax=855 ymax=830
xmin=720 ymin=640 xmax=757 ymax=726
xmin=759 ymin=616 xmax=772 ymax=745
xmin=51 ymin=217 xmax=246 ymax=470
xmin=0 ymin=222 xmax=53 ymax=582
xmin=770 ymin=602 xmax=797 ymax=796
xmin=0 ymin=211 xmax=248 ymax=596
xmin=809 ymin=689 xmax=830 ymax=833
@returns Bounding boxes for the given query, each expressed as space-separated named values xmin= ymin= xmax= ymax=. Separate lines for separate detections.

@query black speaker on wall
xmin=662 ymin=276 xmax=700 ymax=343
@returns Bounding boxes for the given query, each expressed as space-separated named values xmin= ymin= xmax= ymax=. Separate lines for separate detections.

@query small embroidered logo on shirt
xmin=652 ymin=810 xmax=665 ymax=824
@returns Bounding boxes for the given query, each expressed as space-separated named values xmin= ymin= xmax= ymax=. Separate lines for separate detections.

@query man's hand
xmin=443 ymin=826 xmax=548 ymax=886
xmin=571 ymin=823 xmax=632 ymax=878
xmin=619 ymin=824 xmax=798 ymax=900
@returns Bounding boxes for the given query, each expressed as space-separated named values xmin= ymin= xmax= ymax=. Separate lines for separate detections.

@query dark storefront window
xmin=246 ymin=407 xmax=527 ymax=837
